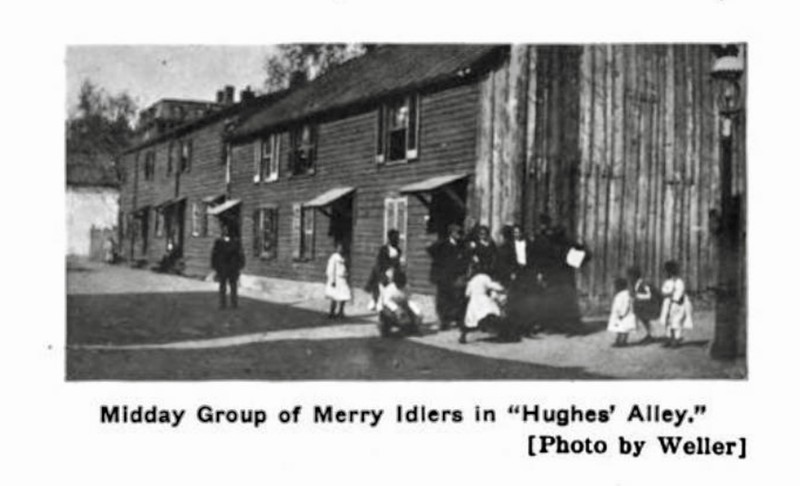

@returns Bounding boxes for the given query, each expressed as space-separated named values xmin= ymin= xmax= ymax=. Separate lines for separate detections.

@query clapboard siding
xmin=231 ymin=81 xmax=480 ymax=295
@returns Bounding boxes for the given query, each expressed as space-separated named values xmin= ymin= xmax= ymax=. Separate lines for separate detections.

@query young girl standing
xmin=607 ymin=277 xmax=637 ymax=347
xmin=325 ymin=243 xmax=352 ymax=319
xmin=659 ymin=260 xmax=694 ymax=347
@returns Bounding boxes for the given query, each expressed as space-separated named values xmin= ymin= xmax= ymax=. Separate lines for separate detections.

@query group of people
xmin=211 ymin=214 xmax=694 ymax=349
xmin=321 ymin=214 xmax=587 ymax=344
xmin=426 ymin=215 xmax=587 ymax=344
xmin=607 ymin=261 xmax=694 ymax=349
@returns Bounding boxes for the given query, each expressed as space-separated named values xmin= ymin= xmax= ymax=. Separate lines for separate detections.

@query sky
xmin=65 ymin=45 xmax=277 ymax=116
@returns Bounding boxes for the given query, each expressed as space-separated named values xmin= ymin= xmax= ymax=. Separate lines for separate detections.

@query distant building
xmin=66 ymin=151 xmax=120 ymax=258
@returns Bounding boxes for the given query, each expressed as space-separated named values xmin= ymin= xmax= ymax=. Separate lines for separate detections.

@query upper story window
xmin=254 ymin=134 xmax=280 ymax=183
xmin=167 ymin=142 xmax=175 ymax=176
xmin=180 ymin=139 xmax=193 ymax=173
xmin=143 ymin=150 xmax=156 ymax=181
xmin=377 ymin=94 xmax=419 ymax=164
xmin=289 ymin=124 xmax=317 ymax=176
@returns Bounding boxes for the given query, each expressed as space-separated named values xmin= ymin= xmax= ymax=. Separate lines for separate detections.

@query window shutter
xmin=252 ymin=209 xmax=261 ymax=256
xmin=186 ymin=140 xmax=193 ymax=172
xmin=308 ymin=125 xmax=317 ymax=175
xmin=375 ymin=106 xmax=385 ymax=164
xmin=396 ymin=197 xmax=408 ymax=255
xmin=407 ymin=95 xmax=419 ymax=160
xmin=303 ymin=207 xmax=315 ymax=259
xmin=291 ymin=203 xmax=302 ymax=259
xmin=383 ymin=198 xmax=394 ymax=243
xmin=253 ymin=141 xmax=261 ymax=183
xmin=269 ymin=135 xmax=281 ymax=180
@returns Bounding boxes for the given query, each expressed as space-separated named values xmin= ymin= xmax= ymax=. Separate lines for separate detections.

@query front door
xmin=329 ymin=195 xmax=355 ymax=261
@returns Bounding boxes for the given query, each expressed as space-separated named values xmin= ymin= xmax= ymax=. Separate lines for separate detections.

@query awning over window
xmin=399 ymin=173 xmax=469 ymax=194
xmin=304 ymin=187 xmax=356 ymax=208
xmin=202 ymin=194 xmax=226 ymax=204
xmin=207 ymin=199 xmax=241 ymax=216
xmin=156 ymin=196 xmax=186 ymax=209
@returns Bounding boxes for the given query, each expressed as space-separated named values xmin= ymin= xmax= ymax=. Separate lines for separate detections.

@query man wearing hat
xmin=211 ymin=224 xmax=245 ymax=309
xmin=427 ymin=223 xmax=469 ymax=330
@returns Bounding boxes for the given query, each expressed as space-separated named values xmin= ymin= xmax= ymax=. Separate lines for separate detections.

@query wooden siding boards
xmin=526 ymin=44 xmax=738 ymax=305
xmin=230 ymin=81 xmax=481 ymax=296
xmin=116 ymin=44 xmax=744 ymax=309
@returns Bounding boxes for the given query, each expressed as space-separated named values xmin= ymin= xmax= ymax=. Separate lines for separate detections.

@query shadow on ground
xmin=67 ymin=336 xmax=606 ymax=380
xmin=67 ymin=292 xmax=374 ymax=346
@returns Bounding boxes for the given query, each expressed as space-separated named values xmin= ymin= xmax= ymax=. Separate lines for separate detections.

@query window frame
xmin=376 ymin=94 xmax=420 ymax=165
xmin=254 ymin=134 xmax=280 ymax=183
xmin=253 ymin=206 xmax=279 ymax=260
xmin=180 ymin=139 xmax=193 ymax=173
xmin=383 ymin=196 xmax=409 ymax=256
xmin=289 ymin=124 xmax=317 ymax=177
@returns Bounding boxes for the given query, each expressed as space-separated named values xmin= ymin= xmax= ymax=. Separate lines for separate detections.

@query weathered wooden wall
xmin=475 ymin=44 xmax=747 ymax=306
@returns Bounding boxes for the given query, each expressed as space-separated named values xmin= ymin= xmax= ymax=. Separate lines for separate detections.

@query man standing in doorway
xmin=211 ymin=224 xmax=245 ymax=309
xmin=427 ymin=223 xmax=468 ymax=330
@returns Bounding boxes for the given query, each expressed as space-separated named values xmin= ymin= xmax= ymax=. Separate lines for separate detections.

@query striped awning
xmin=304 ymin=187 xmax=355 ymax=208
xmin=399 ymin=173 xmax=469 ymax=194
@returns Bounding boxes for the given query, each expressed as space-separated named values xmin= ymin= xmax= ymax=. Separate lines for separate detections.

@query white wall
xmin=66 ymin=186 xmax=119 ymax=256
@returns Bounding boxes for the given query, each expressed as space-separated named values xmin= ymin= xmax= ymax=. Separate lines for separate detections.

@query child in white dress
xmin=325 ymin=243 xmax=352 ymax=319
xmin=608 ymin=277 xmax=637 ymax=347
xmin=377 ymin=268 xmax=421 ymax=336
xmin=462 ymin=272 xmax=506 ymax=344
xmin=659 ymin=260 xmax=693 ymax=348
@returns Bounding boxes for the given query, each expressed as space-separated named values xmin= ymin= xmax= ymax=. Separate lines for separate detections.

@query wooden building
xmin=117 ymin=44 xmax=746 ymax=309
xmin=118 ymin=89 xmax=285 ymax=276
xmin=226 ymin=45 xmax=506 ymax=295
xmin=473 ymin=45 xmax=746 ymax=306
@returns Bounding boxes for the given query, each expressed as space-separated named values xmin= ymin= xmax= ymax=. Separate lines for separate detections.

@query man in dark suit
xmin=211 ymin=225 xmax=245 ymax=309
xmin=427 ymin=223 xmax=468 ymax=330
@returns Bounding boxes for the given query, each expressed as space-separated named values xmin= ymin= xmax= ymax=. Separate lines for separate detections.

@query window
xmin=143 ymin=151 xmax=156 ymax=180
xmin=180 ymin=139 xmax=193 ymax=173
xmin=154 ymin=208 xmax=164 ymax=238
xmin=291 ymin=203 xmax=315 ymax=260
xmin=254 ymin=134 xmax=280 ymax=183
xmin=384 ymin=197 xmax=408 ymax=255
xmin=191 ymin=202 xmax=200 ymax=237
xmin=253 ymin=207 xmax=279 ymax=259
xmin=167 ymin=142 xmax=175 ymax=175
xmin=289 ymin=124 xmax=316 ymax=176
xmin=377 ymin=94 xmax=419 ymax=164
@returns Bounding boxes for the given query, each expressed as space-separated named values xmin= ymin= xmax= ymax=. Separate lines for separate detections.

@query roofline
xmin=227 ymin=45 xmax=508 ymax=143
xmin=122 ymin=91 xmax=289 ymax=155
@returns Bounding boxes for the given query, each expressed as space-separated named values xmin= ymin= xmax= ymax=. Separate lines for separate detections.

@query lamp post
xmin=709 ymin=44 xmax=745 ymax=360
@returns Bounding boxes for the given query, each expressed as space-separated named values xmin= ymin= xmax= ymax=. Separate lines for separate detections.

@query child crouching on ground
xmin=607 ymin=277 xmax=636 ymax=347
xmin=378 ymin=268 xmax=421 ymax=336
xmin=659 ymin=260 xmax=694 ymax=348
xmin=462 ymin=270 xmax=506 ymax=344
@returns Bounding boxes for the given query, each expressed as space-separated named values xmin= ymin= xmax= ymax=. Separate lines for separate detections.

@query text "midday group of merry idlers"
xmin=100 ymin=403 xmax=704 ymax=429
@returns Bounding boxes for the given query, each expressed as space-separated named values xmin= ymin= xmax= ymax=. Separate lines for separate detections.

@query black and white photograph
xmin=65 ymin=43 xmax=747 ymax=380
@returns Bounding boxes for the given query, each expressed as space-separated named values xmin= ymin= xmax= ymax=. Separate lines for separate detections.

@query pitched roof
xmin=230 ymin=44 xmax=505 ymax=141
xmin=66 ymin=151 xmax=120 ymax=188
xmin=122 ymin=90 xmax=290 ymax=154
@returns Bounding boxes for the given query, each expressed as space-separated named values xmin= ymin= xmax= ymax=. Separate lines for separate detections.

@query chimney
xmin=240 ymin=86 xmax=255 ymax=104
xmin=289 ymin=70 xmax=308 ymax=89
xmin=224 ymin=85 xmax=235 ymax=105
xmin=216 ymin=90 xmax=225 ymax=104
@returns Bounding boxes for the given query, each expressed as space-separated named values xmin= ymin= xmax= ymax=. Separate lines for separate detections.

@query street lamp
xmin=709 ymin=44 xmax=745 ymax=360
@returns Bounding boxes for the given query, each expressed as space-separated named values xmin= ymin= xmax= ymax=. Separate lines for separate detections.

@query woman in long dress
xmin=325 ymin=243 xmax=352 ymax=319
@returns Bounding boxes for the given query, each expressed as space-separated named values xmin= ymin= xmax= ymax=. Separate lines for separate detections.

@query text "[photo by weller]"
xmin=66 ymin=44 xmax=747 ymax=380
